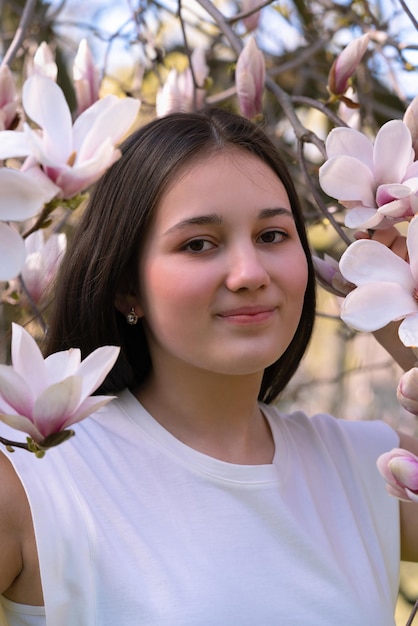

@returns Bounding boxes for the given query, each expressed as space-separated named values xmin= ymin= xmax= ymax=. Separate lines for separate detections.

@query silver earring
xmin=126 ymin=307 xmax=138 ymax=325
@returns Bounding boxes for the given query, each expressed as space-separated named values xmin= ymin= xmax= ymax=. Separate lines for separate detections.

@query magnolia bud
xmin=327 ymin=33 xmax=370 ymax=98
xmin=397 ymin=367 xmax=418 ymax=415
xmin=235 ymin=37 xmax=265 ymax=119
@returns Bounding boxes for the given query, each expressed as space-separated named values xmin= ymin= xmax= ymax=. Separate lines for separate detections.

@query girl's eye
xmin=183 ymin=239 xmax=215 ymax=253
xmin=258 ymin=230 xmax=287 ymax=244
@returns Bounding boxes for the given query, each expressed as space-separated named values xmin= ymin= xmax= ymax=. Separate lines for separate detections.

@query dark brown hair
xmin=45 ymin=108 xmax=316 ymax=403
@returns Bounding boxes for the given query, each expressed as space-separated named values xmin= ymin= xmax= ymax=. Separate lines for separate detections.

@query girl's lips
xmin=217 ymin=307 xmax=277 ymax=324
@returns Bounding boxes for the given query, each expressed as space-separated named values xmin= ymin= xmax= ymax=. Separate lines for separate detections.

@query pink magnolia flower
xmin=397 ymin=367 xmax=418 ymax=415
xmin=338 ymin=215 xmax=418 ymax=347
xmin=0 ymin=74 xmax=140 ymax=198
xmin=0 ymin=65 xmax=19 ymax=131
xmin=0 ymin=167 xmax=60 ymax=280
xmin=377 ymin=448 xmax=418 ymax=502
xmin=156 ymin=48 xmax=208 ymax=117
xmin=235 ymin=36 xmax=265 ymax=119
xmin=319 ymin=120 xmax=418 ymax=229
xmin=73 ymin=39 xmax=100 ymax=115
xmin=327 ymin=33 xmax=370 ymax=98
xmin=6 ymin=231 xmax=67 ymax=305
xmin=0 ymin=323 xmax=120 ymax=445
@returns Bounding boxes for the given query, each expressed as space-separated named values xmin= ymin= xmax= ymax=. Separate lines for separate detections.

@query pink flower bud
xmin=241 ymin=0 xmax=261 ymax=32
xmin=397 ymin=367 xmax=418 ymax=415
xmin=190 ymin=47 xmax=209 ymax=89
xmin=312 ymin=254 xmax=354 ymax=297
xmin=327 ymin=33 xmax=370 ymax=98
xmin=73 ymin=39 xmax=100 ymax=115
xmin=31 ymin=42 xmax=58 ymax=82
xmin=235 ymin=37 xmax=265 ymax=119
xmin=377 ymin=448 xmax=418 ymax=502
xmin=0 ymin=65 xmax=18 ymax=130
xmin=404 ymin=95 xmax=418 ymax=159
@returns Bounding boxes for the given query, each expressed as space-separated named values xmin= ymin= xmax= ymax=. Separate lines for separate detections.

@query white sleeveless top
xmin=0 ymin=390 xmax=399 ymax=626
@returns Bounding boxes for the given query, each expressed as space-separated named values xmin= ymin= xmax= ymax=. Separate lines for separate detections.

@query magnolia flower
xmin=0 ymin=74 xmax=140 ymax=198
xmin=312 ymin=254 xmax=354 ymax=297
xmin=319 ymin=120 xmax=418 ymax=229
xmin=338 ymin=215 xmax=418 ymax=347
xmin=0 ymin=323 xmax=120 ymax=447
xmin=397 ymin=368 xmax=418 ymax=415
xmin=235 ymin=37 xmax=265 ymax=119
xmin=327 ymin=33 xmax=370 ymax=99
xmin=0 ymin=65 xmax=19 ymax=131
xmin=6 ymin=231 xmax=67 ymax=305
xmin=156 ymin=48 xmax=208 ymax=117
xmin=0 ymin=167 xmax=60 ymax=280
xmin=73 ymin=39 xmax=100 ymax=115
xmin=377 ymin=448 xmax=418 ymax=502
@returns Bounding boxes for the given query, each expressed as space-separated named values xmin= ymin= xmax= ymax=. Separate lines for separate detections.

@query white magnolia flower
xmin=339 ymin=215 xmax=418 ymax=347
xmin=0 ymin=323 xmax=120 ymax=444
xmin=0 ymin=74 xmax=140 ymax=198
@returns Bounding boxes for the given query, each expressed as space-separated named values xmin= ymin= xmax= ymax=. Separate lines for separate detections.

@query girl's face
xmin=133 ymin=150 xmax=308 ymax=381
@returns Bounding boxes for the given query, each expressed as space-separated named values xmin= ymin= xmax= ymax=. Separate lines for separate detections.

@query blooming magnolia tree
xmin=0 ymin=0 xmax=418 ymax=460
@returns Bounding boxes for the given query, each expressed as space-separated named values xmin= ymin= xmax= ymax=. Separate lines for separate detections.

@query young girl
xmin=1 ymin=108 xmax=417 ymax=625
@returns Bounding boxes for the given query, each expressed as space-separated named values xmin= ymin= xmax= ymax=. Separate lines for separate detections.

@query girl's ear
xmin=114 ymin=283 xmax=144 ymax=319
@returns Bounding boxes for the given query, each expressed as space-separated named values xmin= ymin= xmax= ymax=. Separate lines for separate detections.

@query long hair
xmin=45 ymin=108 xmax=316 ymax=403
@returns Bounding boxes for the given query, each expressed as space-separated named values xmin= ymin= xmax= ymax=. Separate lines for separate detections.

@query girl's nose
xmin=225 ymin=245 xmax=271 ymax=292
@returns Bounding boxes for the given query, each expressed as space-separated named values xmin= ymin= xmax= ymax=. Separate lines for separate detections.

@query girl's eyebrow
xmin=163 ymin=207 xmax=293 ymax=236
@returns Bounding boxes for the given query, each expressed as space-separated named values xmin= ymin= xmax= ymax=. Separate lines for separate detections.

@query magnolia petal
xmin=373 ymin=120 xmax=413 ymax=186
xmin=11 ymin=323 xmax=47 ymax=396
xmin=404 ymin=488 xmax=418 ymax=502
xmin=386 ymin=483 xmax=412 ymax=501
xmin=344 ymin=205 xmax=383 ymax=229
xmin=0 ymin=224 xmax=26 ymax=281
xmin=76 ymin=345 xmax=120 ymax=398
xmin=22 ymin=74 xmax=73 ymax=163
xmin=399 ymin=314 xmax=418 ymax=347
xmin=389 ymin=456 xmax=418 ymax=490
xmin=44 ymin=348 xmax=82 ymax=385
xmin=377 ymin=449 xmax=403 ymax=483
xmin=339 ymin=239 xmax=414 ymax=288
xmin=0 ymin=364 xmax=34 ymax=416
xmin=341 ymin=282 xmax=417 ymax=331
xmin=325 ymin=127 xmax=373 ymax=169
xmin=33 ymin=376 xmax=83 ymax=437
xmin=406 ymin=215 xmax=418 ymax=283
xmin=404 ymin=95 xmax=418 ymax=154
xmin=75 ymin=96 xmax=140 ymax=161
xmin=0 ymin=412 xmax=43 ymax=442
xmin=0 ymin=168 xmax=51 ymax=221
xmin=19 ymin=164 xmax=61 ymax=203
xmin=377 ymin=183 xmax=414 ymax=203
xmin=62 ymin=394 xmax=116 ymax=429
xmin=319 ymin=155 xmax=375 ymax=206
xmin=0 ymin=130 xmax=31 ymax=159
xmin=377 ymin=198 xmax=413 ymax=218
xmin=54 ymin=139 xmax=120 ymax=197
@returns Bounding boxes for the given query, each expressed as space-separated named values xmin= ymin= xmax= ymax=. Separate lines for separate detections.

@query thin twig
xmin=405 ymin=600 xmax=418 ymax=626
xmin=397 ymin=0 xmax=418 ymax=31
xmin=1 ymin=0 xmax=39 ymax=67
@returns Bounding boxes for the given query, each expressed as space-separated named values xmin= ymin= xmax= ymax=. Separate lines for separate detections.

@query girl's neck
xmin=134 ymin=367 xmax=274 ymax=465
